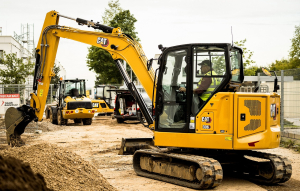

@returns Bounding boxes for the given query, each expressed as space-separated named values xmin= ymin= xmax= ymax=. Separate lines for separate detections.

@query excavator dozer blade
xmin=118 ymin=137 xmax=154 ymax=155
xmin=5 ymin=105 xmax=36 ymax=147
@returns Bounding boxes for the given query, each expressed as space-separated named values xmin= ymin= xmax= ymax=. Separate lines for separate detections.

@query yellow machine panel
xmin=238 ymin=97 xmax=266 ymax=138
xmin=154 ymin=132 xmax=233 ymax=149
xmin=233 ymin=93 xmax=281 ymax=150
xmin=195 ymin=92 xmax=234 ymax=135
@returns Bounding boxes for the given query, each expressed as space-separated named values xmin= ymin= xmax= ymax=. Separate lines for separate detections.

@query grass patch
xmin=280 ymin=139 xmax=300 ymax=153
xmin=284 ymin=125 xmax=300 ymax=129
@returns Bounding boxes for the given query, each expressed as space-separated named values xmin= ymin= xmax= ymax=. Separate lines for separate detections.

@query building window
xmin=0 ymin=50 xmax=3 ymax=59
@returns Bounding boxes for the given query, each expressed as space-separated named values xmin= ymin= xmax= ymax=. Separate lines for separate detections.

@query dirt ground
xmin=1 ymin=116 xmax=300 ymax=191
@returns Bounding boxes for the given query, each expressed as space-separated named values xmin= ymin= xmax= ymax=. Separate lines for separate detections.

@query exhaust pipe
xmin=5 ymin=105 xmax=36 ymax=147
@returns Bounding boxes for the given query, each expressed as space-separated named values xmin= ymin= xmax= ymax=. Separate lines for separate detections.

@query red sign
xmin=0 ymin=94 xmax=20 ymax=98
xmin=0 ymin=94 xmax=20 ymax=114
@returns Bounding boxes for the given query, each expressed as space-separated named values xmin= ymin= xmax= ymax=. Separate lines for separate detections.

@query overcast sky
xmin=1 ymin=0 xmax=299 ymax=88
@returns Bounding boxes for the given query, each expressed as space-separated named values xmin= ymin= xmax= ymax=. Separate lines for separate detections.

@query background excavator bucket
xmin=5 ymin=105 xmax=36 ymax=147
xmin=118 ymin=137 xmax=154 ymax=155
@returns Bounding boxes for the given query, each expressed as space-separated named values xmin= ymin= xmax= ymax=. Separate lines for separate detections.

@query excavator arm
xmin=5 ymin=10 xmax=155 ymax=146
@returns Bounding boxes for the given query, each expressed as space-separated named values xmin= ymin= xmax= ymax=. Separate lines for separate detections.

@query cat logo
xmin=97 ymin=37 xmax=109 ymax=47
xmin=92 ymin=102 xmax=99 ymax=108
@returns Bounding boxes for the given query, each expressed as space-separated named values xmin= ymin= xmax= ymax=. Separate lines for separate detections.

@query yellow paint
xmin=63 ymin=108 xmax=94 ymax=119
xmin=195 ymin=93 xmax=234 ymax=135
xmin=233 ymin=92 xmax=281 ymax=150
xmin=91 ymin=100 xmax=114 ymax=114
xmin=154 ymin=132 xmax=233 ymax=149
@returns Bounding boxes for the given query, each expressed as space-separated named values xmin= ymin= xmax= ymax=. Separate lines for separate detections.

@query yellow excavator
xmin=5 ymin=11 xmax=291 ymax=189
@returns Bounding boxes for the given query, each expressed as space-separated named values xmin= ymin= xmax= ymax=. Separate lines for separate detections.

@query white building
xmin=0 ymin=35 xmax=66 ymax=84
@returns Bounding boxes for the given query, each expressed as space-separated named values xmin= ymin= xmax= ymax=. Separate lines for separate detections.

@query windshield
xmin=230 ymin=48 xmax=242 ymax=82
xmin=64 ymin=80 xmax=86 ymax=97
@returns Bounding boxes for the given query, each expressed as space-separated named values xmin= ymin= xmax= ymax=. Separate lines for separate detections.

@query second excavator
xmin=5 ymin=11 xmax=292 ymax=189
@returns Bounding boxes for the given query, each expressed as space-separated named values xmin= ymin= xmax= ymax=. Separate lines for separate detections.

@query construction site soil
xmin=1 ymin=116 xmax=300 ymax=191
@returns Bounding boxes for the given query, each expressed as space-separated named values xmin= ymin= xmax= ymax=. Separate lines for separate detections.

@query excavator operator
xmin=179 ymin=60 xmax=220 ymax=106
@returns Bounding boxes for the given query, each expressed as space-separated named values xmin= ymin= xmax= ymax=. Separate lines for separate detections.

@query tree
xmin=50 ymin=63 xmax=61 ymax=84
xmin=234 ymin=39 xmax=258 ymax=76
xmin=289 ymin=25 xmax=300 ymax=59
xmin=244 ymin=66 xmax=263 ymax=76
xmin=269 ymin=25 xmax=300 ymax=71
xmin=87 ymin=2 xmax=140 ymax=85
xmin=0 ymin=52 xmax=34 ymax=84
xmin=109 ymin=10 xmax=140 ymax=42
xmin=87 ymin=45 xmax=122 ymax=85
xmin=102 ymin=0 xmax=123 ymax=25
xmin=234 ymin=39 xmax=256 ymax=68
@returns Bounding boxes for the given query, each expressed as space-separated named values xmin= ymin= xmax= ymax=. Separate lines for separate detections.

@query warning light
xmin=60 ymin=77 xmax=63 ymax=81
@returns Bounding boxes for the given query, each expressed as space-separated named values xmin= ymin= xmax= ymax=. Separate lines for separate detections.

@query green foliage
xmin=102 ymin=0 xmax=123 ymax=25
xmin=280 ymin=139 xmax=295 ymax=148
xmin=289 ymin=25 xmax=300 ymax=59
xmin=87 ymin=2 xmax=140 ymax=85
xmin=50 ymin=63 xmax=61 ymax=84
xmin=87 ymin=46 xmax=122 ymax=85
xmin=212 ymin=56 xmax=225 ymax=75
xmin=0 ymin=52 xmax=34 ymax=84
xmin=234 ymin=39 xmax=256 ymax=68
xmin=109 ymin=10 xmax=140 ymax=42
xmin=244 ymin=66 xmax=264 ymax=76
xmin=269 ymin=25 xmax=300 ymax=72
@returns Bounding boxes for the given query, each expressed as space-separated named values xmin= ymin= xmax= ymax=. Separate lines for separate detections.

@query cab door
xmin=155 ymin=47 xmax=192 ymax=132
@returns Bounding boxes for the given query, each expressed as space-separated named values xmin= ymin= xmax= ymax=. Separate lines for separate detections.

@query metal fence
xmin=0 ymin=84 xmax=56 ymax=105
xmin=242 ymin=68 xmax=300 ymax=136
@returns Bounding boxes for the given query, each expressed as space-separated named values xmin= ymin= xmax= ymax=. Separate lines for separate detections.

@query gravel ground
xmin=1 ymin=117 xmax=300 ymax=191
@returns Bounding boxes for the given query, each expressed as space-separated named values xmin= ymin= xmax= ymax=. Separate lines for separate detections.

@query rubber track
xmin=133 ymin=149 xmax=223 ymax=189
xmin=243 ymin=151 xmax=292 ymax=184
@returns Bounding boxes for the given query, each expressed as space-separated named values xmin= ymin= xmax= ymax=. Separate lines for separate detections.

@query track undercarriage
xmin=132 ymin=149 xmax=292 ymax=190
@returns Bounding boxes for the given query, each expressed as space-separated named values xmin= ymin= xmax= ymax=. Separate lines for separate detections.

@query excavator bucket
xmin=5 ymin=105 xmax=36 ymax=147
xmin=118 ymin=137 xmax=154 ymax=155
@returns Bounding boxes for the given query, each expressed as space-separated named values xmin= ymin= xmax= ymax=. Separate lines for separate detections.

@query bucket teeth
xmin=5 ymin=105 xmax=36 ymax=147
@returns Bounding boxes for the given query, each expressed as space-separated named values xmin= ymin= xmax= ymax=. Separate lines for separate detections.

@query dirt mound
xmin=0 ymin=155 xmax=53 ymax=191
xmin=0 ymin=143 xmax=116 ymax=191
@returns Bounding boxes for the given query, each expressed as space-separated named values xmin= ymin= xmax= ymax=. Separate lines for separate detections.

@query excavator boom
xmin=5 ymin=10 xmax=155 ymax=146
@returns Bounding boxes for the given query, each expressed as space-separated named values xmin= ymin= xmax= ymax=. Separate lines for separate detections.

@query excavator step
xmin=133 ymin=149 xmax=223 ymax=189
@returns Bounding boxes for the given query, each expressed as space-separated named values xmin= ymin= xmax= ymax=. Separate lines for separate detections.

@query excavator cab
xmin=155 ymin=44 xmax=243 ymax=132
